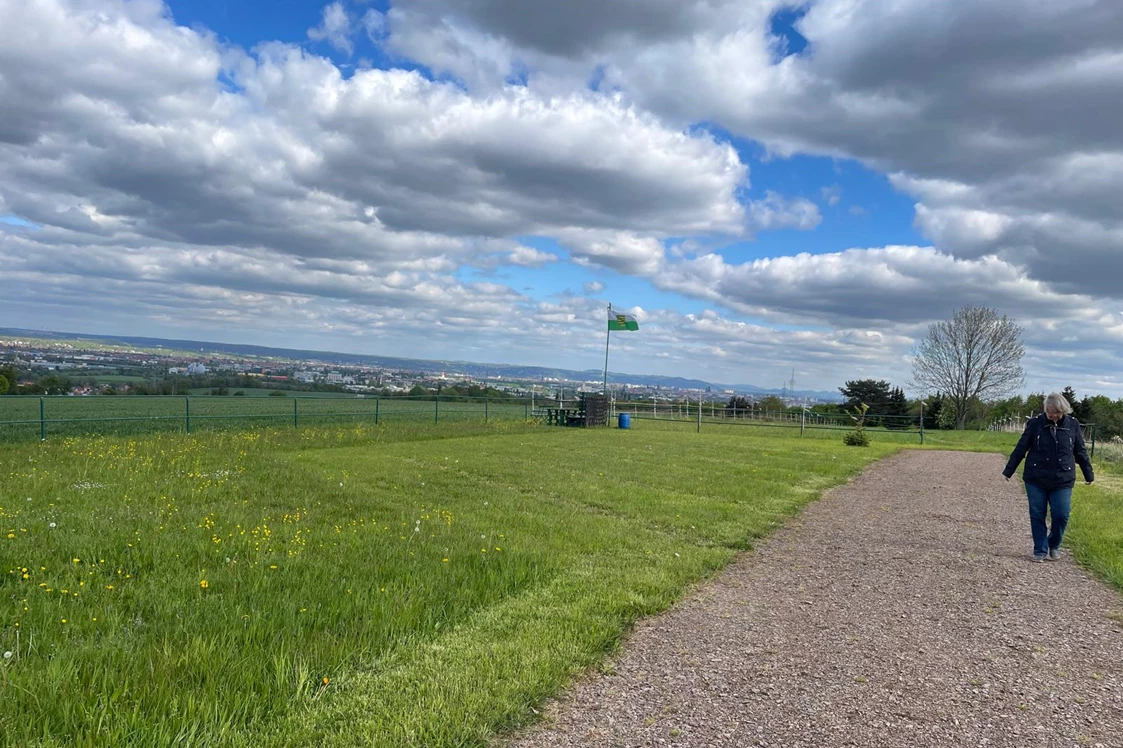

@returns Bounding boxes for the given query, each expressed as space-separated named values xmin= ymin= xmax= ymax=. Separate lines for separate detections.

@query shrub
xmin=843 ymin=402 xmax=870 ymax=447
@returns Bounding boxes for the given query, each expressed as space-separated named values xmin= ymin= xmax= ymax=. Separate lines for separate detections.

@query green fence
xmin=0 ymin=394 xmax=535 ymax=442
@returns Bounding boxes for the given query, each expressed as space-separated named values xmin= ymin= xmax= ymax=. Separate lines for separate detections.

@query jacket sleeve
xmin=1072 ymin=418 xmax=1095 ymax=483
xmin=1003 ymin=419 xmax=1034 ymax=478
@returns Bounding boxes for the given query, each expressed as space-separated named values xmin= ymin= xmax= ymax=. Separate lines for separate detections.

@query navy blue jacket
xmin=1003 ymin=413 xmax=1094 ymax=489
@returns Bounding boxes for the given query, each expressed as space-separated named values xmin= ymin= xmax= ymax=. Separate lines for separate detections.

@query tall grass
xmin=0 ymin=420 xmax=894 ymax=747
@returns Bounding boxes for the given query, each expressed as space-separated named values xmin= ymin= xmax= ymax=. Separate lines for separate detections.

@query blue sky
xmin=2 ymin=0 xmax=1122 ymax=397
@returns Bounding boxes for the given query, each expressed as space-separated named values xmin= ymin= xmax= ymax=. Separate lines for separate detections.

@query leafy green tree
xmin=883 ymin=386 xmax=910 ymax=429
xmin=1083 ymin=395 xmax=1123 ymax=440
xmin=38 ymin=374 xmax=73 ymax=395
xmin=725 ymin=395 xmax=750 ymax=416
xmin=1060 ymin=386 xmax=1092 ymax=422
xmin=839 ymin=379 xmax=893 ymax=412
xmin=0 ymin=365 xmax=15 ymax=393
xmin=756 ymin=395 xmax=786 ymax=415
xmin=920 ymin=393 xmax=944 ymax=430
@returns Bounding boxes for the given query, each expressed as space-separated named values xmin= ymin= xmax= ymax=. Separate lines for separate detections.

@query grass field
xmin=0 ymin=395 xmax=533 ymax=443
xmin=0 ymin=420 xmax=1117 ymax=747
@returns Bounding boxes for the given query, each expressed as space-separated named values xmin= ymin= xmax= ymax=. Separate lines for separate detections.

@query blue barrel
xmin=618 ymin=412 xmax=631 ymax=429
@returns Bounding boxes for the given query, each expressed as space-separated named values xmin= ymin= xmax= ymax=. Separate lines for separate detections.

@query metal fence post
xmin=919 ymin=402 xmax=925 ymax=444
xmin=484 ymin=396 xmax=489 ymax=424
xmin=40 ymin=397 xmax=45 ymax=441
xmin=375 ymin=396 xmax=380 ymax=425
xmin=800 ymin=408 xmax=805 ymax=436
xmin=185 ymin=396 xmax=191 ymax=434
xmin=696 ymin=398 xmax=701 ymax=433
xmin=293 ymin=398 xmax=299 ymax=429
xmin=434 ymin=392 xmax=439 ymax=424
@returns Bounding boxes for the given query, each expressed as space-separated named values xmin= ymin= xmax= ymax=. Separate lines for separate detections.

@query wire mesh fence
xmin=2 ymin=394 xmax=1094 ymax=455
xmin=612 ymin=400 xmax=925 ymax=439
xmin=0 ymin=394 xmax=537 ymax=443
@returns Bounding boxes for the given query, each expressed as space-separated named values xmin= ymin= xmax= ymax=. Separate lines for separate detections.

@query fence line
xmin=0 ymin=393 xmax=536 ymax=442
xmin=7 ymin=395 xmax=1088 ymax=452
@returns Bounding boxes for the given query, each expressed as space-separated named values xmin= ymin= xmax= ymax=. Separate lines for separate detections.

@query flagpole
xmin=603 ymin=303 xmax=611 ymax=395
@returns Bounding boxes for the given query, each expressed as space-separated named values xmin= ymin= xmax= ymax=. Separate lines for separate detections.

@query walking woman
xmin=1003 ymin=393 xmax=1094 ymax=561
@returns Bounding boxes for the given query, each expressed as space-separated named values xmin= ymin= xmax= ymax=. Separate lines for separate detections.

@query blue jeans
xmin=1024 ymin=483 xmax=1072 ymax=556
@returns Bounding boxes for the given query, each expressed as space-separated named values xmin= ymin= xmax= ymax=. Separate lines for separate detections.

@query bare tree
xmin=911 ymin=305 xmax=1025 ymax=429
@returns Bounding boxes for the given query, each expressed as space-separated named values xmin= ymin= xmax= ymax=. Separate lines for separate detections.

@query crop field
xmin=0 ymin=420 xmax=1117 ymax=747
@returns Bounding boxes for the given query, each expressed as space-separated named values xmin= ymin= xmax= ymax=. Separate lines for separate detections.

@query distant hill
xmin=0 ymin=327 xmax=843 ymax=402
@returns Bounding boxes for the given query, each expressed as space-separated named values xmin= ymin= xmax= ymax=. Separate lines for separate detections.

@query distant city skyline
xmin=1 ymin=327 xmax=846 ymax=400
xmin=2 ymin=1 xmax=1122 ymax=397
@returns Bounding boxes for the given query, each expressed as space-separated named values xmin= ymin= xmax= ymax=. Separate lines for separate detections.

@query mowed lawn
xmin=0 ymin=420 xmax=1118 ymax=747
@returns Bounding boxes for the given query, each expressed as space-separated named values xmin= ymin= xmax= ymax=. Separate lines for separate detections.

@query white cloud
xmin=747 ymin=192 xmax=822 ymax=232
xmin=5 ymin=0 xmax=1123 ymax=395
xmin=307 ymin=2 xmax=354 ymax=55
xmin=505 ymin=246 xmax=557 ymax=267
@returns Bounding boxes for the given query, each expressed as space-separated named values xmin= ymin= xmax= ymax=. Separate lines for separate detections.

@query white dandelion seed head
xmin=2 ymin=651 xmax=12 ymax=660
xmin=49 ymin=522 xmax=57 ymax=529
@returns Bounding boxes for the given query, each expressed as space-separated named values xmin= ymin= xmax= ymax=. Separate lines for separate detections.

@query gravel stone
xmin=504 ymin=450 xmax=1123 ymax=748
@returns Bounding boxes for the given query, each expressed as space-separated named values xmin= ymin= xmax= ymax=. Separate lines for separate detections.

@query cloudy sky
xmin=2 ymin=0 xmax=1122 ymax=396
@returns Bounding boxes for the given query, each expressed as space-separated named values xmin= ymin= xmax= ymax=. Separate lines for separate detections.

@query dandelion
xmin=321 ymin=677 xmax=330 ymax=686
xmin=2 ymin=651 xmax=11 ymax=660
xmin=48 ymin=522 xmax=56 ymax=529
xmin=442 ymin=558 xmax=449 ymax=563
xmin=199 ymin=580 xmax=209 ymax=589
xmin=73 ymin=558 xmax=80 ymax=564
xmin=61 ymin=619 xmax=67 ymax=624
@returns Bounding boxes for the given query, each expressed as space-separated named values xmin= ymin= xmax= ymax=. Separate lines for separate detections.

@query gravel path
xmin=505 ymin=450 xmax=1123 ymax=748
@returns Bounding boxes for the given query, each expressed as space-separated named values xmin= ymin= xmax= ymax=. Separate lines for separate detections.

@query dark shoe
xmin=1048 ymin=548 xmax=1061 ymax=560
xmin=1032 ymin=554 xmax=1047 ymax=563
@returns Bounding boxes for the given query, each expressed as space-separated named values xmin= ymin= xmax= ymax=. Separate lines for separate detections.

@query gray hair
xmin=1044 ymin=392 xmax=1072 ymax=415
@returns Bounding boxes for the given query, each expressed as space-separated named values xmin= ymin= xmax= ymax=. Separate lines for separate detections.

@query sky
xmin=2 ymin=0 xmax=1122 ymax=396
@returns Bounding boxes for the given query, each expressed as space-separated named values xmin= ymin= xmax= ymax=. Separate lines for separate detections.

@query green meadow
xmin=0 ymin=420 xmax=1118 ymax=747
xmin=0 ymin=395 xmax=532 ymax=443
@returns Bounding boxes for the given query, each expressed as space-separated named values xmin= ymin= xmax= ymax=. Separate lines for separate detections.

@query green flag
xmin=608 ymin=309 xmax=639 ymax=331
